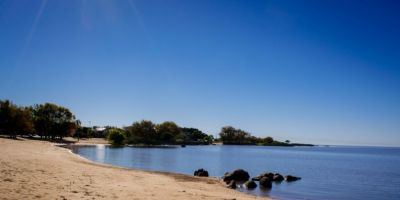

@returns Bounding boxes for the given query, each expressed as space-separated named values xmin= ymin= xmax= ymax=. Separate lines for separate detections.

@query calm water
xmin=70 ymin=145 xmax=400 ymax=200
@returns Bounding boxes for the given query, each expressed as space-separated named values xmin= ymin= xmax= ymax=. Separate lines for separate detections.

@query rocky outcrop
xmin=273 ymin=173 xmax=284 ymax=182
xmin=222 ymin=169 xmax=250 ymax=182
xmin=259 ymin=177 xmax=272 ymax=188
xmin=193 ymin=168 xmax=209 ymax=177
xmin=252 ymin=172 xmax=273 ymax=181
xmin=226 ymin=180 xmax=237 ymax=189
xmin=285 ymin=175 xmax=301 ymax=182
xmin=219 ymin=168 xmax=302 ymax=193
xmin=244 ymin=180 xmax=257 ymax=189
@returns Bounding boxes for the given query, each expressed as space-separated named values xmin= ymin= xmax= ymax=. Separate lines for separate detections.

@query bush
xmin=125 ymin=120 xmax=157 ymax=144
xmin=107 ymin=128 xmax=126 ymax=146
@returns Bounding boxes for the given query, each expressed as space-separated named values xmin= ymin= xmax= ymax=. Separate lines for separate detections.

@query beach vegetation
xmin=0 ymin=100 xmax=34 ymax=138
xmin=218 ymin=126 xmax=309 ymax=146
xmin=124 ymin=120 xmax=213 ymax=145
xmin=75 ymin=126 xmax=95 ymax=139
xmin=180 ymin=127 xmax=214 ymax=144
xmin=125 ymin=120 xmax=157 ymax=144
xmin=0 ymin=99 xmax=78 ymax=140
xmin=106 ymin=128 xmax=126 ymax=146
xmin=155 ymin=121 xmax=182 ymax=143
xmin=32 ymin=103 xmax=78 ymax=140
xmin=0 ymin=99 xmax=312 ymax=146
xmin=219 ymin=126 xmax=254 ymax=145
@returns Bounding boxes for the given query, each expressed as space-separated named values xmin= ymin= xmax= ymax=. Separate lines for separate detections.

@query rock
xmin=244 ymin=180 xmax=257 ymax=189
xmin=222 ymin=173 xmax=232 ymax=182
xmin=194 ymin=168 xmax=209 ymax=177
xmin=259 ymin=177 xmax=272 ymax=188
xmin=226 ymin=180 xmax=237 ymax=189
xmin=222 ymin=169 xmax=250 ymax=182
xmin=264 ymin=172 xmax=274 ymax=179
xmin=252 ymin=172 xmax=273 ymax=181
xmin=223 ymin=172 xmax=232 ymax=182
xmin=285 ymin=175 xmax=301 ymax=182
xmin=273 ymin=174 xmax=284 ymax=182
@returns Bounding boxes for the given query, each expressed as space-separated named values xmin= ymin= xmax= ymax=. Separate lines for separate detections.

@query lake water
xmin=69 ymin=145 xmax=400 ymax=200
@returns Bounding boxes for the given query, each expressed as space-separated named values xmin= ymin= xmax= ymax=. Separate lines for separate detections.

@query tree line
xmin=106 ymin=123 xmax=297 ymax=146
xmin=218 ymin=126 xmax=310 ymax=146
xmin=0 ymin=100 xmax=78 ymax=140
xmin=1 ymin=99 xmax=302 ymax=146
xmin=106 ymin=120 xmax=214 ymax=146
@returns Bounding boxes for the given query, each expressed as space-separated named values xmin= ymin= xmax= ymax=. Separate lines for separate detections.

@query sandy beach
xmin=0 ymin=138 xmax=265 ymax=200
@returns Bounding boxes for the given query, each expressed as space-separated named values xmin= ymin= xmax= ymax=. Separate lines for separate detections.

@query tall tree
xmin=125 ymin=120 xmax=157 ymax=144
xmin=180 ymin=127 xmax=213 ymax=144
xmin=219 ymin=126 xmax=253 ymax=144
xmin=32 ymin=103 xmax=77 ymax=140
xmin=0 ymin=100 xmax=33 ymax=138
xmin=155 ymin=121 xmax=181 ymax=144
xmin=106 ymin=128 xmax=126 ymax=146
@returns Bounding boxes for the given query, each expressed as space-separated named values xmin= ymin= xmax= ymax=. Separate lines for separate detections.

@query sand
xmin=0 ymin=138 xmax=267 ymax=200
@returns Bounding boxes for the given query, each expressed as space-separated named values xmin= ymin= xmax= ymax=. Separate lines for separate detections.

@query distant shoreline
xmin=219 ymin=143 xmax=315 ymax=147
xmin=63 ymin=137 xmax=315 ymax=147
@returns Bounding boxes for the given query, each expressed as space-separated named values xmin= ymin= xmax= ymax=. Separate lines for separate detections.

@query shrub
xmin=107 ymin=128 xmax=126 ymax=146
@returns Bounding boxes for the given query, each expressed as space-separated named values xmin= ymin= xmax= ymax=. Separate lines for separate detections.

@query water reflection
xmin=95 ymin=144 xmax=105 ymax=162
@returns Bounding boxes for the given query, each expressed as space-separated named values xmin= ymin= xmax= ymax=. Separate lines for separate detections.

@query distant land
xmin=0 ymin=99 xmax=314 ymax=147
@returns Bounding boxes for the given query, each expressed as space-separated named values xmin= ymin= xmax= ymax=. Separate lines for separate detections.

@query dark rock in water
xmin=244 ymin=180 xmax=257 ymax=189
xmin=264 ymin=172 xmax=274 ymax=179
xmin=181 ymin=144 xmax=186 ymax=147
xmin=194 ymin=168 xmax=209 ymax=177
xmin=259 ymin=177 xmax=272 ymax=188
xmin=222 ymin=169 xmax=250 ymax=182
xmin=285 ymin=175 xmax=301 ymax=182
xmin=227 ymin=180 xmax=236 ymax=189
xmin=273 ymin=174 xmax=284 ymax=182
xmin=252 ymin=172 xmax=273 ymax=181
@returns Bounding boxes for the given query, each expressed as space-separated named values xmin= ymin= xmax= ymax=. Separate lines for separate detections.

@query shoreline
xmin=0 ymin=138 xmax=267 ymax=200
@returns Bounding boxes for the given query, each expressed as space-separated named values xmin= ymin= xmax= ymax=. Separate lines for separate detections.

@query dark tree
xmin=0 ymin=100 xmax=33 ymax=138
xmin=219 ymin=126 xmax=254 ymax=145
xmin=263 ymin=137 xmax=274 ymax=144
xmin=32 ymin=103 xmax=78 ymax=140
xmin=75 ymin=126 xmax=94 ymax=139
xmin=125 ymin=120 xmax=157 ymax=144
xmin=155 ymin=121 xmax=181 ymax=143
xmin=107 ymin=128 xmax=126 ymax=146
xmin=181 ymin=127 xmax=213 ymax=144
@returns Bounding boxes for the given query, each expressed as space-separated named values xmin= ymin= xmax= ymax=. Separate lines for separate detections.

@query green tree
xmin=263 ymin=137 xmax=274 ymax=144
xmin=107 ymin=128 xmax=126 ymax=146
xmin=125 ymin=120 xmax=157 ymax=144
xmin=219 ymin=126 xmax=253 ymax=144
xmin=203 ymin=134 xmax=214 ymax=144
xmin=181 ymin=127 xmax=213 ymax=144
xmin=0 ymin=100 xmax=33 ymax=138
xmin=14 ymin=107 xmax=34 ymax=136
xmin=75 ymin=126 xmax=94 ymax=138
xmin=32 ymin=103 xmax=78 ymax=140
xmin=155 ymin=121 xmax=181 ymax=144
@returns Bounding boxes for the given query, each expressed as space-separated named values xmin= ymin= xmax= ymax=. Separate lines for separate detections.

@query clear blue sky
xmin=1 ymin=0 xmax=399 ymax=146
